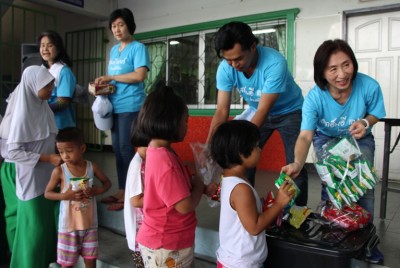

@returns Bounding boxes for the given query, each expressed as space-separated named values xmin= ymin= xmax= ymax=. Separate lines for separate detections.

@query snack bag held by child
xmin=275 ymin=172 xmax=300 ymax=206
xmin=68 ymin=178 xmax=94 ymax=232
xmin=190 ymin=142 xmax=222 ymax=207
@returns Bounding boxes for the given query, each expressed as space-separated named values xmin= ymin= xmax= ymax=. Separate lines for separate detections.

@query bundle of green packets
xmin=314 ymin=136 xmax=378 ymax=209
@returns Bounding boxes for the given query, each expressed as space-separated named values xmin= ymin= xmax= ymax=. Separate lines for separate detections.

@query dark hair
xmin=56 ymin=127 xmax=85 ymax=145
xmin=210 ymin=120 xmax=260 ymax=169
xmin=109 ymin=8 xmax=136 ymax=35
xmin=215 ymin=21 xmax=259 ymax=58
xmin=130 ymin=117 xmax=150 ymax=147
xmin=313 ymin=39 xmax=358 ymax=90
xmin=37 ymin=30 xmax=72 ymax=68
xmin=136 ymin=85 xmax=188 ymax=142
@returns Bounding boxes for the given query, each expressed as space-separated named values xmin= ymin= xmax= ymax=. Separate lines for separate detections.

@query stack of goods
xmin=315 ymin=136 xmax=378 ymax=209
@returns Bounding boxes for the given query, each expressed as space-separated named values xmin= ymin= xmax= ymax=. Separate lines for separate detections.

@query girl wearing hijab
xmin=0 ymin=66 xmax=63 ymax=267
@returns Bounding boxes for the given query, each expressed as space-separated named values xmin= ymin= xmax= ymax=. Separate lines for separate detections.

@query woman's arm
xmin=281 ymin=130 xmax=314 ymax=178
xmin=95 ymin=66 xmax=148 ymax=85
xmin=8 ymin=144 xmax=62 ymax=167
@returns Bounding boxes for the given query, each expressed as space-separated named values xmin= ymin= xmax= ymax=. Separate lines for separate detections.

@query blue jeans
xmin=313 ymin=131 xmax=376 ymax=220
xmin=111 ymin=112 xmax=138 ymax=190
xmin=247 ymin=110 xmax=308 ymax=206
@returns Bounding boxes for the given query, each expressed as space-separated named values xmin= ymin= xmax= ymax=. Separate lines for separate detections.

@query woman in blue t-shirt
xmin=282 ymin=39 xmax=385 ymax=264
xmin=38 ymin=30 xmax=77 ymax=130
xmin=94 ymin=8 xmax=150 ymax=210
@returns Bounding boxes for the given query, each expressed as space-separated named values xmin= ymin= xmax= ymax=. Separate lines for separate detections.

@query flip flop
xmin=107 ymin=201 xmax=124 ymax=211
xmin=100 ymin=195 xmax=119 ymax=204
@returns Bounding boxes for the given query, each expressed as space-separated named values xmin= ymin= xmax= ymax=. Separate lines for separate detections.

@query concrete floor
xmin=32 ymin=150 xmax=400 ymax=268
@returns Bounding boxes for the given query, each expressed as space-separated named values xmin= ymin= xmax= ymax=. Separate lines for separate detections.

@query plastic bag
xmin=319 ymin=200 xmax=371 ymax=231
xmin=314 ymin=135 xmax=377 ymax=209
xmin=190 ymin=142 xmax=222 ymax=207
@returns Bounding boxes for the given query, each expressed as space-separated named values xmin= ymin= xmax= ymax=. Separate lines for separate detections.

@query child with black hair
xmin=210 ymin=120 xmax=294 ymax=268
xmin=136 ymin=85 xmax=215 ymax=267
xmin=123 ymin=120 xmax=149 ymax=268
xmin=45 ymin=127 xmax=111 ymax=268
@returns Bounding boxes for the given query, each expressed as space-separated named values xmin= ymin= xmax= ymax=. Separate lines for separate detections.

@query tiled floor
xmin=85 ymin=150 xmax=400 ymax=268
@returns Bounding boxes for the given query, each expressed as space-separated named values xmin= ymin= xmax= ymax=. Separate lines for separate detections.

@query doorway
xmin=344 ymin=4 xmax=400 ymax=180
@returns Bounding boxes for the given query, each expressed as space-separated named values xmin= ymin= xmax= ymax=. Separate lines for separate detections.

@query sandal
xmin=100 ymin=195 xmax=119 ymax=204
xmin=107 ymin=201 xmax=124 ymax=211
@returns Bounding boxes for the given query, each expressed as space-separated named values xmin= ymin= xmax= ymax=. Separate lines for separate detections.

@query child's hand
xmin=63 ymin=184 xmax=84 ymax=201
xmin=191 ymin=174 xmax=203 ymax=187
xmin=204 ymin=182 xmax=218 ymax=197
xmin=275 ymin=180 xmax=295 ymax=208
xmin=85 ymin=186 xmax=105 ymax=197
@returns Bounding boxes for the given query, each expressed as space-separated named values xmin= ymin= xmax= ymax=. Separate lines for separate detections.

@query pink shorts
xmin=57 ymin=229 xmax=98 ymax=266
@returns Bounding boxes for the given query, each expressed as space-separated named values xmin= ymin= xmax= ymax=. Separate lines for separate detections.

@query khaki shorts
xmin=139 ymin=244 xmax=194 ymax=268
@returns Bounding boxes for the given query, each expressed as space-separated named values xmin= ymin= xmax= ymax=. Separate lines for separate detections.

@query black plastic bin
xmin=264 ymin=214 xmax=379 ymax=268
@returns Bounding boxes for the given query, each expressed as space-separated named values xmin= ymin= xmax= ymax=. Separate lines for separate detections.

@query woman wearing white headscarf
xmin=0 ymin=66 xmax=62 ymax=268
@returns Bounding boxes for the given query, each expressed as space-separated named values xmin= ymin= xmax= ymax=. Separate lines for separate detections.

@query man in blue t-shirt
xmin=206 ymin=21 xmax=308 ymax=206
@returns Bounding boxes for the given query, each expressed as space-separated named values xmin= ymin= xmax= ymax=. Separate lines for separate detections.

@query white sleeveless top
xmin=217 ymin=176 xmax=268 ymax=268
xmin=58 ymin=161 xmax=97 ymax=232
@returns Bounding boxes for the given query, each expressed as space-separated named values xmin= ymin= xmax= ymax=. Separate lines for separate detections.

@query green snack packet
xmin=336 ymin=183 xmax=352 ymax=205
xmin=342 ymin=179 xmax=360 ymax=202
xmin=355 ymin=160 xmax=378 ymax=184
xmin=275 ymin=172 xmax=300 ymax=206
xmin=325 ymin=155 xmax=358 ymax=180
xmin=315 ymin=162 xmax=337 ymax=188
xmin=327 ymin=137 xmax=362 ymax=161
xmin=70 ymin=178 xmax=93 ymax=191
xmin=326 ymin=186 xmax=343 ymax=209
xmin=350 ymin=176 xmax=368 ymax=196
xmin=358 ymin=171 xmax=375 ymax=189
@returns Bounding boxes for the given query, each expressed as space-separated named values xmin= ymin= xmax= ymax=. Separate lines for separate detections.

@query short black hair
xmin=130 ymin=117 xmax=150 ymax=147
xmin=37 ymin=30 xmax=72 ymax=68
xmin=210 ymin=120 xmax=260 ymax=169
xmin=136 ymin=85 xmax=188 ymax=142
xmin=56 ymin=127 xmax=85 ymax=145
xmin=109 ymin=8 xmax=136 ymax=35
xmin=313 ymin=39 xmax=358 ymax=90
xmin=215 ymin=21 xmax=259 ymax=58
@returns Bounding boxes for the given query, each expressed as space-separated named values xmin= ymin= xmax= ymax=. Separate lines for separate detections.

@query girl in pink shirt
xmin=135 ymin=85 xmax=214 ymax=267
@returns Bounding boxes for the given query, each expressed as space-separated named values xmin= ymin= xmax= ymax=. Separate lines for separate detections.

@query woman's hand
xmin=94 ymin=75 xmax=112 ymax=85
xmin=281 ymin=162 xmax=302 ymax=179
xmin=349 ymin=120 xmax=368 ymax=139
xmin=40 ymin=153 xmax=63 ymax=166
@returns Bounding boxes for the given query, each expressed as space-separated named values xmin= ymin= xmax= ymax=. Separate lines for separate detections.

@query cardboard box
xmin=88 ymin=83 xmax=115 ymax=96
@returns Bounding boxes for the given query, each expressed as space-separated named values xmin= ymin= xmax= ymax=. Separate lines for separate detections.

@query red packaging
xmin=321 ymin=201 xmax=371 ymax=231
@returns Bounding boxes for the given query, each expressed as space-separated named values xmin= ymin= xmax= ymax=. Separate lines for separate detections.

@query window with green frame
xmin=135 ymin=8 xmax=299 ymax=115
